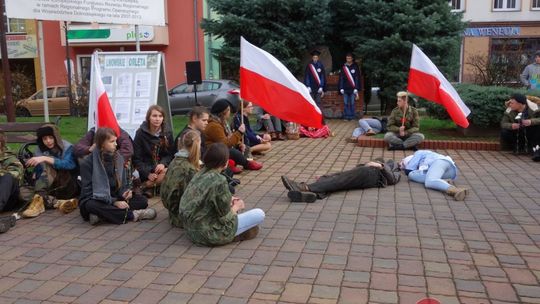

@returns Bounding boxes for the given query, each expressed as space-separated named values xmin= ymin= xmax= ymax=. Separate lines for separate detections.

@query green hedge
xmin=417 ymin=84 xmax=540 ymax=128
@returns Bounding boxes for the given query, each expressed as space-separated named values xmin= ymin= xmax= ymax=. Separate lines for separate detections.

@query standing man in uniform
xmin=339 ymin=53 xmax=361 ymax=121
xmin=304 ymin=50 xmax=326 ymax=108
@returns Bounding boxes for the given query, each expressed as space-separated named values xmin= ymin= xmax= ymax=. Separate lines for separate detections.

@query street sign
xmin=5 ymin=0 xmax=165 ymax=26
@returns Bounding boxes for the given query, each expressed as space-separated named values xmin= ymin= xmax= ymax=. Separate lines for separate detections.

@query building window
xmin=449 ymin=0 xmax=464 ymax=11
xmin=532 ymin=0 xmax=540 ymax=10
xmin=493 ymin=0 xmax=520 ymax=11
xmin=7 ymin=18 xmax=26 ymax=33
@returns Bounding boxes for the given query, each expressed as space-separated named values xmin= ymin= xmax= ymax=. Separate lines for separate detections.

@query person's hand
xmin=114 ymin=200 xmax=129 ymax=209
xmin=512 ymin=123 xmax=520 ymax=130
xmin=239 ymin=143 xmax=246 ymax=153
xmin=365 ymin=161 xmax=383 ymax=169
xmin=26 ymin=156 xmax=46 ymax=167
xmin=318 ymin=87 xmax=323 ymax=93
xmin=399 ymin=126 xmax=405 ymax=137
xmin=262 ymin=133 xmax=271 ymax=142
xmin=154 ymin=164 xmax=165 ymax=174
xmin=231 ymin=197 xmax=245 ymax=213
xmin=321 ymin=91 xmax=325 ymax=98
xmin=148 ymin=173 xmax=158 ymax=181
xmin=353 ymin=89 xmax=358 ymax=95
xmin=122 ymin=190 xmax=132 ymax=201
xmin=238 ymin=123 xmax=246 ymax=134
xmin=88 ymin=143 xmax=96 ymax=152
xmin=340 ymin=89 xmax=344 ymax=95
xmin=262 ymin=114 xmax=271 ymax=120
xmin=308 ymin=87 xmax=312 ymax=93
xmin=522 ymin=119 xmax=532 ymax=127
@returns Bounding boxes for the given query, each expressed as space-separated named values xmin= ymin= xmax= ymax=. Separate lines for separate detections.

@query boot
xmin=532 ymin=145 xmax=540 ymax=162
xmin=281 ymin=176 xmax=308 ymax=192
xmin=89 ymin=214 xmax=101 ymax=226
xmin=233 ymin=226 xmax=259 ymax=242
xmin=388 ymin=144 xmax=405 ymax=151
xmin=246 ymin=160 xmax=263 ymax=170
xmin=0 ymin=215 xmax=16 ymax=233
xmin=287 ymin=190 xmax=317 ymax=203
xmin=22 ymin=194 xmax=45 ymax=218
xmin=445 ymin=186 xmax=469 ymax=201
xmin=57 ymin=198 xmax=78 ymax=214
xmin=133 ymin=208 xmax=157 ymax=222
xmin=0 ymin=221 xmax=9 ymax=234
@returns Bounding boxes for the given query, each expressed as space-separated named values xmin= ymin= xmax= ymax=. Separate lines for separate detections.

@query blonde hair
xmin=179 ymin=130 xmax=201 ymax=170
xmin=397 ymin=91 xmax=408 ymax=99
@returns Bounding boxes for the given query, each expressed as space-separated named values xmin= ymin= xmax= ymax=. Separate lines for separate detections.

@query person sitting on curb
xmin=350 ymin=117 xmax=386 ymax=142
xmin=281 ymin=158 xmax=401 ymax=203
xmin=160 ymin=130 xmax=201 ymax=228
xmin=384 ymin=91 xmax=424 ymax=150
xmin=22 ymin=124 xmax=79 ymax=218
xmin=400 ymin=150 xmax=469 ymax=201
xmin=500 ymin=93 xmax=540 ymax=161
xmin=179 ymin=143 xmax=265 ymax=246
xmin=233 ymin=100 xmax=272 ymax=155
xmin=253 ymin=105 xmax=285 ymax=140
xmin=79 ymin=128 xmax=156 ymax=225
xmin=0 ymin=129 xmax=24 ymax=233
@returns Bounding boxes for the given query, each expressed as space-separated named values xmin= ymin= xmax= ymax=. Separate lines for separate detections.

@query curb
xmin=356 ymin=136 xmax=500 ymax=151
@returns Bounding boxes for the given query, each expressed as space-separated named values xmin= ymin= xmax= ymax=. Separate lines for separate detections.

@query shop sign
xmin=464 ymin=27 xmax=520 ymax=37
xmin=68 ymin=26 xmax=154 ymax=43
xmin=0 ymin=34 xmax=38 ymax=59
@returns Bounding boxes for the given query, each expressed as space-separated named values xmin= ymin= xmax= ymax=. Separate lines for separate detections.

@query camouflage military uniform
xmin=384 ymin=106 xmax=424 ymax=148
xmin=0 ymin=150 xmax=24 ymax=211
xmin=160 ymin=153 xmax=197 ymax=228
xmin=179 ymin=168 xmax=237 ymax=246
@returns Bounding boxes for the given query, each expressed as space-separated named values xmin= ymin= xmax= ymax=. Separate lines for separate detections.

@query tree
xmin=330 ymin=0 xmax=464 ymax=111
xmin=201 ymin=0 xmax=331 ymax=79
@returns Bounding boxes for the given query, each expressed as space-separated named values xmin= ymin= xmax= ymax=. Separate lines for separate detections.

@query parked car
xmin=168 ymin=79 xmax=241 ymax=115
xmin=16 ymin=86 xmax=74 ymax=116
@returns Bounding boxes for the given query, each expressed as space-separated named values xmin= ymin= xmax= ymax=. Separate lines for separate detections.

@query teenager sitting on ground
xmin=160 ymin=130 xmax=201 ymax=228
xmin=384 ymin=91 xmax=424 ymax=150
xmin=74 ymin=126 xmax=133 ymax=164
xmin=179 ymin=143 xmax=265 ymax=246
xmin=400 ymin=150 xmax=469 ymax=201
xmin=281 ymin=158 xmax=401 ymax=203
xmin=233 ymin=100 xmax=272 ymax=155
xmin=79 ymin=128 xmax=156 ymax=225
xmin=22 ymin=124 xmax=79 ymax=218
xmin=350 ymin=117 xmax=386 ymax=142
xmin=204 ymin=99 xmax=262 ymax=173
xmin=174 ymin=106 xmax=209 ymax=155
xmin=500 ymin=93 xmax=540 ymax=161
xmin=0 ymin=129 xmax=24 ymax=233
xmin=253 ymin=105 xmax=285 ymax=140
xmin=133 ymin=105 xmax=175 ymax=197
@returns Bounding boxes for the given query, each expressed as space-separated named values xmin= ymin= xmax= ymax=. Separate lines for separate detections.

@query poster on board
xmin=88 ymin=51 xmax=172 ymax=138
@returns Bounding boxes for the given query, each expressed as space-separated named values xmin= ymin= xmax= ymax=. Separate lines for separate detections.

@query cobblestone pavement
xmin=1 ymin=120 xmax=540 ymax=304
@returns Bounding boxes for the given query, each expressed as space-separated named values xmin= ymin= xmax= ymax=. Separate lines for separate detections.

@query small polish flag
xmin=407 ymin=44 xmax=471 ymax=128
xmin=93 ymin=53 xmax=120 ymax=136
xmin=240 ymin=37 xmax=323 ymax=128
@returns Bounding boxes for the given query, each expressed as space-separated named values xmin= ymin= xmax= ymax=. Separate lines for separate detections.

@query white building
xmin=449 ymin=0 xmax=540 ymax=83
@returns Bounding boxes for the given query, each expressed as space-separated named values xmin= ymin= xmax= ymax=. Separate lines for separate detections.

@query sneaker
xmin=22 ymin=194 xmax=45 ymax=218
xmin=246 ymin=161 xmax=263 ymax=170
xmin=58 ymin=199 xmax=78 ymax=214
xmin=233 ymin=226 xmax=260 ymax=242
xmin=277 ymin=133 xmax=286 ymax=141
xmin=366 ymin=129 xmax=376 ymax=136
xmin=287 ymin=191 xmax=317 ymax=203
xmin=228 ymin=159 xmax=243 ymax=174
xmin=133 ymin=208 xmax=157 ymax=222
xmin=89 ymin=214 xmax=101 ymax=225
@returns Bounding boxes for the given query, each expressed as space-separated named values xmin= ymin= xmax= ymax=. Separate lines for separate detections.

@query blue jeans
xmin=236 ymin=208 xmax=265 ymax=235
xmin=343 ymin=93 xmax=355 ymax=120
xmin=352 ymin=118 xmax=382 ymax=137
xmin=408 ymin=159 xmax=456 ymax=191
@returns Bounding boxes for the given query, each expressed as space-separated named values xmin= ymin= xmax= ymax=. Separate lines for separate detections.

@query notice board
xmin=88 ymin=51 xmax=172 ymax=138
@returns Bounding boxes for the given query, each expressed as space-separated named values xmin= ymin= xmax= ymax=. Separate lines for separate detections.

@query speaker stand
xmin=193 ymin=83 xmax=200 ymax=106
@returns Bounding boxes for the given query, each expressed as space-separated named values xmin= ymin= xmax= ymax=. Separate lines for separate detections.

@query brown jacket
xmin=204 ymin=116 xmax=242 ymax=148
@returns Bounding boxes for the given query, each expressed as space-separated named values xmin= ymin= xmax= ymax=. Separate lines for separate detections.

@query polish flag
xmin=407 ymin=44 xmax=470 ymax=128
xmin=93 ymin=54 xmax=120 ymax=136
xmin=240 ymin=37 xmax=323 ymax=128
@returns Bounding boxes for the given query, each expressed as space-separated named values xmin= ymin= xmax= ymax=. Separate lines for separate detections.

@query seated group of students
xmin=0 ymin=102 xmax=269 ymax=245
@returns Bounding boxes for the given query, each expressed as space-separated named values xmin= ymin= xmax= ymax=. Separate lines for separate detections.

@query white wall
xmin=462 ymin=0 xmax=540 ymax=22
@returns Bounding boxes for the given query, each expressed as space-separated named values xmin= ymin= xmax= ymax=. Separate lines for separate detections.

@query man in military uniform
xmin=384 ymin=91 xmax=424 ymax=150
xmin=281 ymin=159 xmax=401 ymax=203
xmin=304 ymin=50 xmax=326 ymax=107
xmin=0 ymin=129 xmax=24 ymax=233
xmin=500 ymin=93 xmax=540 ymax=161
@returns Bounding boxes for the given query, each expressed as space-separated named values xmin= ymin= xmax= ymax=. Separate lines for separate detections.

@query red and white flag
xmin=407 ymin=44 xmax=470 ymax=128
xmin=93 ymin=55 xmax=120 ymax=136
xmin=240 ymin=37 xmax=323 ymax=128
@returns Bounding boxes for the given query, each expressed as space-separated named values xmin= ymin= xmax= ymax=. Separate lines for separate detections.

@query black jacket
xmin=133 ymin=121 xmax=174 ymax=181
